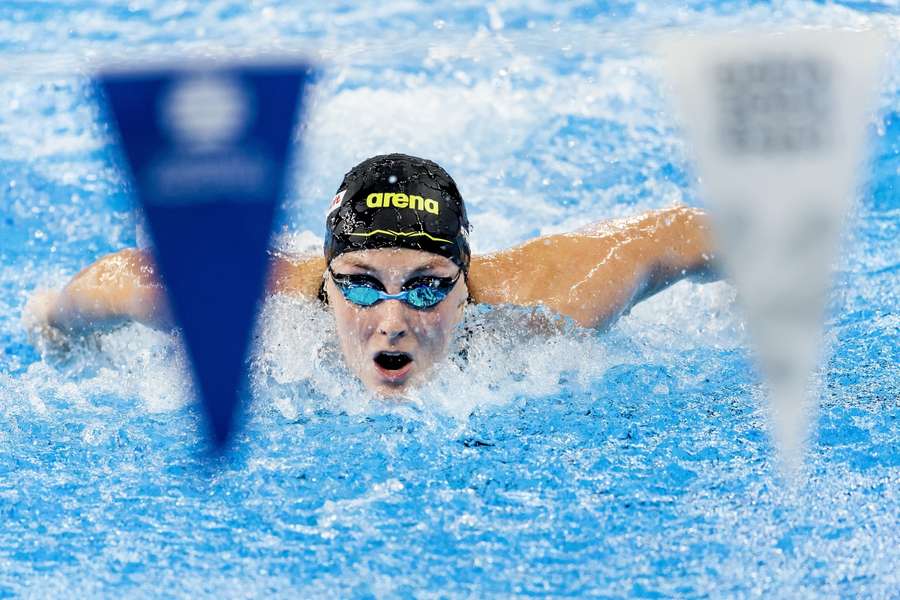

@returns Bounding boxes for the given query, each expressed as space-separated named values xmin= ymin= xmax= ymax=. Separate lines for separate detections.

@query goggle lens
xmin=344 ymin=285 xmax=382 ymax=307
xmin=406 ymin=285 xmax=442 ymax=309
xmin=329 ymin=268 xmax=460 ymax=310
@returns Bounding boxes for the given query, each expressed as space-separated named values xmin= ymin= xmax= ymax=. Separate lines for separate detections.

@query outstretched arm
xmin=23 ymin=248 xmax=326 ymax=337
xmin=467 ymin=206 xmax=717 ymax=328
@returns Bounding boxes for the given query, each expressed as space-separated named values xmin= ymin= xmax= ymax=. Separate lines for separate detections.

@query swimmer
xmin=24 ymin=154 xmax=718 ymax=395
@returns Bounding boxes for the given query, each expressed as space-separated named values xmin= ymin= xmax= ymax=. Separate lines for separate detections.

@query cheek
xmin=332 ymin=303 xmax=373 ymax=341
xmin=414 ymin=303 xmax=463 ymax=349
xmin=331 ymin=305 xmax=375 ymax=375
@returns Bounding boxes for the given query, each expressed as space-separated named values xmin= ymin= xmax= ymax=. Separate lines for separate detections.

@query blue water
xmin=1 ymin=1 xmax=899 ymax=597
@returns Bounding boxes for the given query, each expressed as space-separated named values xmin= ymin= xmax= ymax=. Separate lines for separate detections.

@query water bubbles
xmin=486 ymin=5 xmax=504 ymax=31
xmin=453 ymin=70 xmax=472 ymax=85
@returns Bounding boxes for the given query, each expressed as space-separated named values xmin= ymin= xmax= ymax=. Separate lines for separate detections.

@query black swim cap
xmin=323 ymin=154 xmax=471 ymax=271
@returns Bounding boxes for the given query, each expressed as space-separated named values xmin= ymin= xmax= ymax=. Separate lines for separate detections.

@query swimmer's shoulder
xmin=266 ymin=251 xmax=326 ymax=299
xmin=466 ymin=243 xmax=548 ymax=307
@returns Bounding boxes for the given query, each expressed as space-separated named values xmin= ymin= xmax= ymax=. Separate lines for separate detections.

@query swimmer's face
xmin=325 ymin=248 xmax=468 ymax=396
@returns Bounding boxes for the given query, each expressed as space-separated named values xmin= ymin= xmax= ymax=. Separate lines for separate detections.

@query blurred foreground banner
xmin=658 ymin=30 xmax=885 ymax=469
xmin=97 ymin=60 xmax=312 ymax=449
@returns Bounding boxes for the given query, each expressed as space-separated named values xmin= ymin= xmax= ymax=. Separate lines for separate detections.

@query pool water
xmin=1 ymin=1 xmax=898 ymax=597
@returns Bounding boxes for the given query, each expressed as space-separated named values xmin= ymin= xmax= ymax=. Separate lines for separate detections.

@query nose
xmin=376 ymin=298 xmax=409 ymax=341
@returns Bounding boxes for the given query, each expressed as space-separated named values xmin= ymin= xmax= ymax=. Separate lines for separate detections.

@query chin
xmin=363 ymin=368 xmax=420 ymax=398
xmin=372 ymin=386 xmax=410 ymax=399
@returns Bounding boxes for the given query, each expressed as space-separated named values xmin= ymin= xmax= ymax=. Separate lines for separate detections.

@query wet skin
xmin=324 ymin=248 xmax=468 ymax=396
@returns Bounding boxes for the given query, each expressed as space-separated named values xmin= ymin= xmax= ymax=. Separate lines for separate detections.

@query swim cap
xmin=324 ymin=154 xmax=471 ymax=271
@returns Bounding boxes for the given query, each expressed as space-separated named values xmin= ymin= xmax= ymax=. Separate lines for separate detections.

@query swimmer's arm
xmin=25 ymin=249 xmax=326 ymax=337
xmin=467 ymin=206 xmax=718 ymax=329
xmin=24 ymin=248 xmax=173 ymax=336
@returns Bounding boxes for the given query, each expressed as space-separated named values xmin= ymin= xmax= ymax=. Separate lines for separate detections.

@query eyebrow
xmin=338 ymin=258 xmax=376 ymax=271
xmin=406 ymin=264 xmax=454 ymax=277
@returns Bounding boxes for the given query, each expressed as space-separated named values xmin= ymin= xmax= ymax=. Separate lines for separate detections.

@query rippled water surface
xmin=1 ymin=1 xmax=898 ymax=597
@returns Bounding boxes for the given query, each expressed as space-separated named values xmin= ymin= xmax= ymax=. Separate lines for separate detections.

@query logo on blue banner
xmin=97 ymin=61 xmax=311 ymax=449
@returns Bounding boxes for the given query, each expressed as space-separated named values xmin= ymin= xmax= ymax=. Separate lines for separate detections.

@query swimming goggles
xmin=328 ymin=267 xmax=462 ymax=310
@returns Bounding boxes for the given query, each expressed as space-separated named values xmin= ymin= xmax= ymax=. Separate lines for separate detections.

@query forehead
xmin=330 ymin=248 xmax=455 ymax=272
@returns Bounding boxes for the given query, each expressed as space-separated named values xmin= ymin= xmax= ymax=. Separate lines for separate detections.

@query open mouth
xmin=374 ymin=351 xmax=412 ymax=371
xmin=373 ymin=351 xmax=414 ymax=382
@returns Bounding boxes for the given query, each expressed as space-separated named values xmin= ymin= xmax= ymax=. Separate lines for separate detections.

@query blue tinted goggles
xmin=328 ymin=267 xmax=462 ymax=310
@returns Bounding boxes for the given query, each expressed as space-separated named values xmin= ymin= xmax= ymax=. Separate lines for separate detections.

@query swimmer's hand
xmin=22 ymin=288 xmax=76 ymax=355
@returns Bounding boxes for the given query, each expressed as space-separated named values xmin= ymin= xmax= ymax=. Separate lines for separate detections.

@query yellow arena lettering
xmin=366 ymin=192 xmax=383 ymax=208
xmin=366 ymin=191 xmax=440 ymax=214
xmin=392 ymin=193 xmax=409 ymax=208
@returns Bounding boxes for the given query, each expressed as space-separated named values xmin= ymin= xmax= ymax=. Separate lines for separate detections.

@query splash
xmin=248 ymin=293 xmax=637 ymax=423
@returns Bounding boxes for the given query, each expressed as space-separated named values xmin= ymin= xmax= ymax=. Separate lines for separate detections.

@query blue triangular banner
xmin=97 ymin=62 xmax=311 ymax=449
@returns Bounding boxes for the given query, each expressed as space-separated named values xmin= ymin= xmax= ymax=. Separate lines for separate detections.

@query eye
xmin=333 ymin=273 xmax=385 ymax=291
xmin=402 ymin=276 xmax=452 ymax=290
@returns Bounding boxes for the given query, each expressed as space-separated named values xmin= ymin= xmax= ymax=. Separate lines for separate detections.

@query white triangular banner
xmin=657 ymin=30 xmax=885 ymax=468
